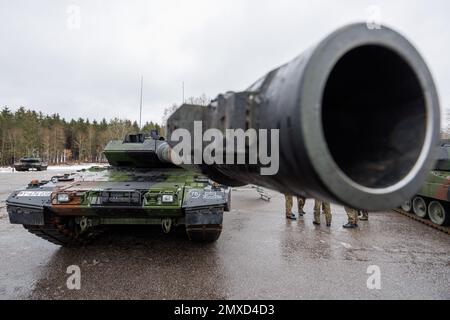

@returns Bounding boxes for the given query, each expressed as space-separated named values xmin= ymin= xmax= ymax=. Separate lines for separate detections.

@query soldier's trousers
xmin=345 ymin=207 xmax=359 ymax=224
xmin=285 ymin=194 xmax=305 ymax=214
xmin=314 ymin=200 xmax=332 ymax=225
xmin=360 ymin=210 xmax=369 ymax=220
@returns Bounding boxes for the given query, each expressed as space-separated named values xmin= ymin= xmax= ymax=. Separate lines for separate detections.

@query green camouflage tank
xmin=13 ymin=157 xmax=47 ymax=171
xmin=401 ymin=140 xmax=450 ymax=226
xmin=6 ymin=132 xmax=230 ymax=245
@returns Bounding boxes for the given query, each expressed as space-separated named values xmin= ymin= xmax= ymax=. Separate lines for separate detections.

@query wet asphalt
xmin=0 ymin=170 xmax=449 ymax=300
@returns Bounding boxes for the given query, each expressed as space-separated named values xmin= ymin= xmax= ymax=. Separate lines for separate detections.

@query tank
xmin=13 ymin=157 xmax=48 ymax=171
xmin=400 ymin=141 xmax=450 ymax=226
xmin=6 ymin=132 xmax=231 ymax=244
xmin=5 ymin=23 xmax=443 ymax=244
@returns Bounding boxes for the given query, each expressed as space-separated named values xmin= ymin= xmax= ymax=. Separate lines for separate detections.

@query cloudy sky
xmin=0 ymin=0 xmax=449 ymax=125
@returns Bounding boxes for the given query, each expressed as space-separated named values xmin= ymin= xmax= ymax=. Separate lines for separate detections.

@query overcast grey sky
xmin=0 ymin=0 xmax=449 ymax=125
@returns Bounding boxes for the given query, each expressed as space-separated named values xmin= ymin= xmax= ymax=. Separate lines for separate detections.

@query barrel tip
xmin=299 ymin=23 xmax=440 ymax=210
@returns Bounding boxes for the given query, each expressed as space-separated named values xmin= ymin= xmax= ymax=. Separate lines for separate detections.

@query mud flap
xmin=7 ymin=206 xmax=45 ymax=226
xmin=185 ymin=207 xmax=223 ymax=242
xmin=185 ymin=207 xmax=223 ymax=225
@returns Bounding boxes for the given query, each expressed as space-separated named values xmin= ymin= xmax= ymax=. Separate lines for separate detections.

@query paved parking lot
xmin=0 ymin=170 xmax=449 ymax=299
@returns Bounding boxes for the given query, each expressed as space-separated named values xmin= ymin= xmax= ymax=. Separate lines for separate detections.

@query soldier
xmin=284 ymin=194 xmax=306 ymax=220
xmin=343 ymin=207 xmax=359 ymax=228
xmin=313 ymin=200 xmax=332 ymax=226
xmin=298 ymin=196 xmax=306 ymax=216
xmin=359 ymin=210 xmax=369 ymax=221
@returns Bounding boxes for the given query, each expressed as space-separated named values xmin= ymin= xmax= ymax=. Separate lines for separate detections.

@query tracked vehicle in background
xmin=14 ymin=157 xmax=47 ymax=171
xmin=6 ymin=131 xmax=231 ymax=245
xmin=401 ymin=141 xmax=450 ymax=226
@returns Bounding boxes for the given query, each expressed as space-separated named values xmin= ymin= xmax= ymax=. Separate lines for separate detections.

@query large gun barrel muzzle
xmin=167 ymin=23 xmax=440 ymax=211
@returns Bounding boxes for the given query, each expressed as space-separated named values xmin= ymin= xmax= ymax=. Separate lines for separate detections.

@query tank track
xmin=24 ymin=216 xmax=102 ymax=246
xmin=393 ymin=209 xmax=450 ymax=235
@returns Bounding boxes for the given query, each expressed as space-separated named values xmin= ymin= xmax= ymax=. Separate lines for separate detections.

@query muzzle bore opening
xmin=322 ymin=45 xmax=426 ymax=189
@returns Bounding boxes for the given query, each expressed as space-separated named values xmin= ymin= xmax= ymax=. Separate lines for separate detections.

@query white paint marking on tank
xmin=340 ymin=242 xmax=352 ymax=249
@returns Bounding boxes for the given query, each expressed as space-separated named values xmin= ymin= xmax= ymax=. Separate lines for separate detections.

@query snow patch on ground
xmin=0 ymin=163 xmax=106 ymax=173
xmin=47 ymin=164 xmax=105 ymax=171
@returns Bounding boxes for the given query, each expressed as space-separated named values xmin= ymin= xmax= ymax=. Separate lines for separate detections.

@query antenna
xmin=139 ymin=76 xmax=143 ymax=129
xmin=182 ymin=81 xmax=185 ymax=104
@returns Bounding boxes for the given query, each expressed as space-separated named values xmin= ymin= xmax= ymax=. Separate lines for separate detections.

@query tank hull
xmin=13 ymin=157 xmax=48 ymax=171
xmin=417 ymin=170 xmax=450 ymax=203
xmin=401 ymin=141 xmax=450 ymax=226
xmin=6 ymin=167 xmax=230 ymax=245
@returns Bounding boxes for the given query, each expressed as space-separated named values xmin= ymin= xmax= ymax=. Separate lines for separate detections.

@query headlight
xmin=57 ymin=193 xmax=70 ymax=203
xmin=161 ymin=194 xmax=174 ymax=203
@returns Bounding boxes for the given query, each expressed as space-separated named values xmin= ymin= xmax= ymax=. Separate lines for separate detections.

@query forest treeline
xmin=3 ymin=101 xmax=447 ymax=166
xmin=0 ymin=95 xmax=211 ymax=166
xmin=0 ymin=106 xmax=161 ymax=166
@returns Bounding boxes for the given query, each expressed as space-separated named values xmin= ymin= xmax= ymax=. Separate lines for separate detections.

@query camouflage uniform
xmin=285 ymin=194 xmax=293 ymax=215
xmin=359 ymin=210 xmax=369 ymax=221
xmin=297 ymin=196 xmax=306 ymax=214
xmin=284 ymin=194 xmax=306 ymax=216
xmin=313 ymin=200 xmax=332 ymax=225
xmin=344 ymin=207 xmax=359 ymax=225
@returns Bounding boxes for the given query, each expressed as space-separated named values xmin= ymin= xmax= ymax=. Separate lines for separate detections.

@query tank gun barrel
xmin=166 ymin=23 xmax=440 ymax=211
xmin=155 ymin=141 xmax=173 ymax=163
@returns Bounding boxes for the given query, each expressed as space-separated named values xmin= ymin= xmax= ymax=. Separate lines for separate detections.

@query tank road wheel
xmin=412 ymin=196 xmax=428 ymax=218
xmin=185 ymin=207 xmax=224 ymax=243
xmin=401 ymin=200 xmax=412 ymax=212
xmin=428 ymin=201 xmax=449 ymax=226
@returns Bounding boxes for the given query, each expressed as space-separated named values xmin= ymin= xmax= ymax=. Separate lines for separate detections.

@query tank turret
xmin=103 ymin=132 xmax=175 ymax=168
